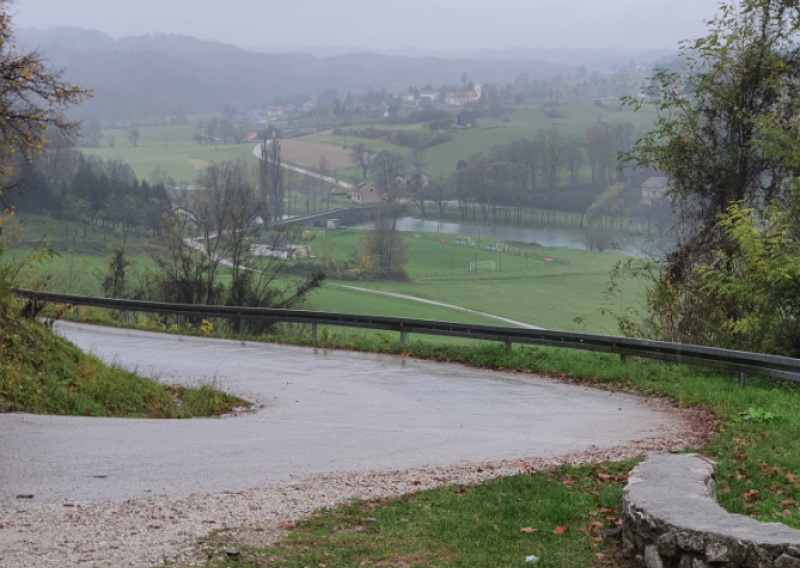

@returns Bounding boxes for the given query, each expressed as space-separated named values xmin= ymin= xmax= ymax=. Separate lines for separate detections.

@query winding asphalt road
xmin=0 ymin=322 xmax=682 ymax=503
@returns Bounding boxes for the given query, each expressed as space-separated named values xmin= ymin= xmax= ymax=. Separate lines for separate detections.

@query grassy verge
xmin=201 ymin=462 xmax=635 ymax=568
xmin=0 ymin=308 xmax=245 ymax=418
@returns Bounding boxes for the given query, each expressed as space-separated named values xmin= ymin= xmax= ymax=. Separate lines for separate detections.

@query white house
xmin=398 ymin=90 xmax=415 ymax=102
xmin=445 ymin=92 xmax=462 ymax=106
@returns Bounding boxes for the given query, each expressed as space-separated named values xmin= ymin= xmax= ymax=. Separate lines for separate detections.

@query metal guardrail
xmin=14 ymin=289 xmax=800 ymax=385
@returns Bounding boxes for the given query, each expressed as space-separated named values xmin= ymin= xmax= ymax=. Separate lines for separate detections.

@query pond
xmin=350 ymin=217 xmax=670 ymax=257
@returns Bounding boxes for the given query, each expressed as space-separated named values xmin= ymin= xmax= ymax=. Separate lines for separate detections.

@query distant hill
xmin=18 ymin=27 xmax=572 ymax=122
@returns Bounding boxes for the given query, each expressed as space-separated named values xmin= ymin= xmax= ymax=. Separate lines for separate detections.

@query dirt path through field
xmin=332 ymin=283 xmax=544 ymax=329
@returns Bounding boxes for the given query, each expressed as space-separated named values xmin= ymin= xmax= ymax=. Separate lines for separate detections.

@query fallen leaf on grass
xmin=744 ymin=490 xmax=759 ymax=501
xmin=553 ymin=525 xmax=569 ymax=535
xmin=280 ymin=522 xmax=296 ymax=530
xmin=784 ymin=510 xmax=792 ymax=516
xmin=519 ymin=527 xmax=536 ymax=533
xmin=781 ymin=500 xmax=796 ymax=506
xmin=596 ymin=553 xmax=605 ymax=559
xmin=787 ymin=474 xmax=798 ymax=483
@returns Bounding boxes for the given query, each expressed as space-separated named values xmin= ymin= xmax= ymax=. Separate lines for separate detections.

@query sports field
xmin=307 ymin=229 xmax=634 ymax=332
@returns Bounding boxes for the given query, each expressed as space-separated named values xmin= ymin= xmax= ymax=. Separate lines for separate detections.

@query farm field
xmin=77 ymin=103 xmax=660 ymax=186
xmin=280 ymin=138 xmax=356 ymax=170
xmin=302 ymin=103 xmax=660 ymax=176
xmin=81 ymin=124 xmax=256 ymax=184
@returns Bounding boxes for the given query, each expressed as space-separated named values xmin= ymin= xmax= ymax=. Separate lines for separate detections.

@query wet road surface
xmin=0 ymin=322 xmax=682 ymax=503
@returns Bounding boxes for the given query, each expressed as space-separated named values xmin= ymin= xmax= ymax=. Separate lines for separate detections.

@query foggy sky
xmin=14 ymin=0 xmax=721 ymax=53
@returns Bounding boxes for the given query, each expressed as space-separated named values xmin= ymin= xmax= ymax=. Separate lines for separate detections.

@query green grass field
xmin=77 ymin=103 xmax=659 ymax=184
xmin=305 ymin=104 xmax=658 ymax=176
xmin=308 ymin=229 xmax=632 ymax=332
xmin=81 ymin=124 xmax=257 ymax=184
xmin=8 ymin=213 xmax=633 ymax=334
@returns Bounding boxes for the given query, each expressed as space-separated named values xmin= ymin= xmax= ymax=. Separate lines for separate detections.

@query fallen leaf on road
xmin=15 ymin=495 xmax=33 ymax=499
xmin=280 ymin=522 xmax=296 ymax=530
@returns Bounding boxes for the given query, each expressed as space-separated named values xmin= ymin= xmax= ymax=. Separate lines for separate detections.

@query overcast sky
xmin=14 ymin=0 xmax=722 ymax=52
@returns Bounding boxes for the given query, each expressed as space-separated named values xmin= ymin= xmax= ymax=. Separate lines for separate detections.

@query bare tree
xmin=429 ymin=175 xmax=453 ymax=219
xmin=350 ymin=143 xmax=374 ymax=180
xmin=364 ymin=206 xmax=408 ymax=280
xmin=127 ymin=127 xmax=140 ymax=147
xmin=370 ymin=151 xmax=405 ymax=204
xmin=536 ymin=127 xmax=563 ymax=188
xmin=192 ymin=162 xmax=233 ymax=304
xmin=563 ymin=137 xmax=583 ymax=185
xmin=585 ymin=125 xmax=615 ymax=183
xmin=258 ymin=132 xmax=285 ymax=223
xmin=316 ymin=155 xmax=332 ymax=210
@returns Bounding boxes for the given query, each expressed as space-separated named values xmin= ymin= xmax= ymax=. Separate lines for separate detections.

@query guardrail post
xmin=176 ymin=315 xmax=181 ymax=328
xmin=76 ymin=305 xmax=81 ymax=320
xmin=401 ymin=330 xmax=407 ymax=344
xmin=239 ymin=319 xmax=245 ymax=336
xmin=124 ymin=310 xmax=130 ymax=323
xmin=505 ymin=341 xmax=512 ymax=352
xmin=739 ymin=372 xmax=748 ymax=389
xmin=620 ymin=354 xmax=628 ymax=363
xmin=311 ymin=323 xmax=317 ymax=343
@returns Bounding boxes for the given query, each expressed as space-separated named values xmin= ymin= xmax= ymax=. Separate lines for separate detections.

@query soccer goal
xmin=469 ymin=261 xmax=496 ymax=273
xmin=456 ymin=235 xmax=475 ymax=246
xmin=495 ymin=242 xmax=508 ymax=251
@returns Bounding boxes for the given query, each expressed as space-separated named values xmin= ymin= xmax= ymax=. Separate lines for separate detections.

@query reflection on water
xmin=350 ymin=217 xmax=668 ymax=257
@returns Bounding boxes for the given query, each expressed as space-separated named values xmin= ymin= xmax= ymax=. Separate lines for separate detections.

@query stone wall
xmin=623 ymin=453 xmax=800 ymax=568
